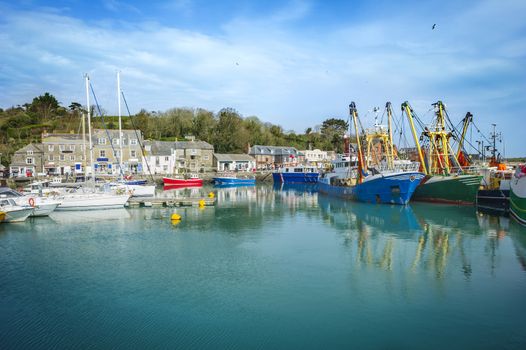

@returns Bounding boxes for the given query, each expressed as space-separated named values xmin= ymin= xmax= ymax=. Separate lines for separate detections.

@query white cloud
xmin=0 ymin=0 xmax=524 ymax=155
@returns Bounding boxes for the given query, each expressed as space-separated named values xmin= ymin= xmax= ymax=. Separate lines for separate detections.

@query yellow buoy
xmin=198 ymin=199 xmax=205 ymax=207
xmin=171 ymin=213 xmax=181 ymax=221
xmin=0 ymin=212 xmax=5 ymax=222
xmin=208 ymin=192 xmax=215 ymax=198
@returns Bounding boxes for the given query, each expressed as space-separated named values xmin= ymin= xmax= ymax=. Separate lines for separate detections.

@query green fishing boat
xmin=403 ymin=101 xmax=482 ymax=204
xmin=510 ymin=166 xmax=526 ymax=225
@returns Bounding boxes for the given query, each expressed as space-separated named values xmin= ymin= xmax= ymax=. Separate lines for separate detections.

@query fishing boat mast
xmin=386 ymin=102 xmax=395 ymax=169
xmin=349 ymin=102 xmax=364 ymax=184
xmin=402 ymin=101 xmax=428 ymax=175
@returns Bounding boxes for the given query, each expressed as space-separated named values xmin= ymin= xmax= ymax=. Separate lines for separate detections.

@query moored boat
xmin=0 ymin=187 xmax=61 ymax=217
xmin=510 ymin=165 xmax=526 ymax=225
xmin=55 ymin=192 xmax=130 ymax=211
xmin=0 ymin=198 xmax=33 ymax=222
xmin=318 ymin=102 xmax=425 ymax=205
xmin=163 ymin=174 xmax=203 ymax=187
xmin=213 ymin=173 xmax=255 ymax=186
xmin=403 ymin=101 xmax=482 ymax=204
xmin=272 ymin=166 xmax=319 ymax=184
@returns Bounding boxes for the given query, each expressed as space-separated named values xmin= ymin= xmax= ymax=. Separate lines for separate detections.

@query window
xmin=60 ymin=155 xmax=65 ymax=161
xmin=27 ymin=150 xmax=34 ymax=155
xmin=191 ymin=149 xmax=197 ymax=155
xmin=70 ymin=155 xmax=75 ymax=161
xmin=69 ymin=145 xmax=75 ymax=151
xmin=203 ymin=155 xmax=209 ymax=160
xmin=98 ymin=138 xmax=106 ymax=145
xmin=113 ymin=150 xmax=121 ymax=157
xmin=80 ymin=155 xmax=84 ymax=161
xmin=26 ymin=157 xmax=34 ymax=164
xmin=80 ymin=145 xmax=84 ymax=151
xmin=130 ymin=139 xmax=138 ymax=145
xmin=165 ymin=156 xmax=170 ymax=162
xmin=48 ymin=155 xmax=54 ymax=161
xmin=100 ymin=150 xmax=106 ymax=157
xmin=59 ymin=145 xmax=65 ymax=151
xmin=130 ymin=150 xmax=137 ymax=158
xmin=48 ymin=145 xmax=54 ymax=152
xmin=112 ymin=138 xmax=120 ymax=145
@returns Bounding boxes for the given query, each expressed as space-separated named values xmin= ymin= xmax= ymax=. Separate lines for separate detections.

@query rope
xmin=121 ymin=92 xmax=155 ymax=182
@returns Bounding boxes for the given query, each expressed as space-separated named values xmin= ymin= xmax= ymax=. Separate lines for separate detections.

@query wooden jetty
xmin=126 ymin=197 xmax=216 ymax=208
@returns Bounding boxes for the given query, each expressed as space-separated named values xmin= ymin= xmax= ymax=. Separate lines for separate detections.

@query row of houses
xmin=7 ymin=129 xmax=335 ymax=178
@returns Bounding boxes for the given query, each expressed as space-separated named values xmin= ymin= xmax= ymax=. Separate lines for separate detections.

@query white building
xmin=299 ymin=149 xmax=333 ymax=167
xmin=213 ymin=154 xmax=256 ymax=172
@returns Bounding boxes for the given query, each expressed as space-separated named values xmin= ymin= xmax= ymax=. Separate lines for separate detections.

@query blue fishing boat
xmin=318 ymin=102 xmax=425 ymax=205
xmin=318 ymin=159 xmax=424 ymax=204
xmin=272 ymin=165 xmax=319 ymax=184
xmin=213 ymin=174 xmax=256 ymax=186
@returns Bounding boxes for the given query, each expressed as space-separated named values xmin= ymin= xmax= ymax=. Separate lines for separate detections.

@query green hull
xmin=413 ymin=174 xmax=482 ymax=204
xmin=510 ymin=178 xmax=526 ymax=225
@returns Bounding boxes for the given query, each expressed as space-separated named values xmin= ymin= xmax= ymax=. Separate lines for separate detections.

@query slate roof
xmin=249 ymin=145 xmax=299 ymax=156
xmin=175 ymin=141 xmax=214 ymax=150
xmin=214 ymin=154 xmax=255 ymax=162
xmin=144 ymin=141 xmax=175 ymax=156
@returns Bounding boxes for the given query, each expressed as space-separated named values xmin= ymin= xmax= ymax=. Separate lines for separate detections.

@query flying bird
xmin=432 ymin=23 xmax=436 ymax=30
xmin=235 ymin=62 xmax=239 ymax=66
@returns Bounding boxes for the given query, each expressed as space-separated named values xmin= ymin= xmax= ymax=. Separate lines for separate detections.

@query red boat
xmin=162 ymin=174 xmax=203 ymax=187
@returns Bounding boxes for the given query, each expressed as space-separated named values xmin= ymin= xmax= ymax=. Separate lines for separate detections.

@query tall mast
xmin=456 ymin=112 xmax=472 ymax=159
xmin=350 ymin=102 xmax=364 ymax=184
xmin=85 ymin=74 xmax=94 ymax=178
xmin=386 ymin=102 xmax=395 ymax=169
xmin=402 ymin=101 xmax=428 ymax=175
xmin=82 ymin=112 xmax=87 ymax=170
xmin=435 ymin=101 xmax=451 ymax=174
xmin=117 ymin=70 xmax=123 ymax=177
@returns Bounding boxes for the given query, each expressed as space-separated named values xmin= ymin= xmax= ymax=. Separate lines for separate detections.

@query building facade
xmin=91 ymin=129 xmax=144 ymax=175
xmin=174 ymin=141 xmax=214 ymax=173
xmin=9 ymin=143 xmax=45 ymax=177
xmin=41 ymin=132 xmax=86 ymax=175
xmin=214 ymin=154 xmax=256 ymax=172
xmin=248 ymin=145 xmax=305 ymax=170
xmin=300 ymin=149 xmax=334 ymax=168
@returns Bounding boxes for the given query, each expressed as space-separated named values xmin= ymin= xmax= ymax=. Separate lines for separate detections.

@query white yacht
xmin=0 ymin=187 xmax=61 ymax=217
xmin=0 ymin=198 xmax=33 ymax=223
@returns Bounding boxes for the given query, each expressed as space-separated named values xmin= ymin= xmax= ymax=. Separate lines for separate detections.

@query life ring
xmin=28 ymin=197 xmax=35 ymax=207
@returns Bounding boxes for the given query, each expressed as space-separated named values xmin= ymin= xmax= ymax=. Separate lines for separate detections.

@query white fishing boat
xmin=0 ymin=187 xmax=61 ymax=217
xmin=0 ymin=198 xmax=33 ymax=223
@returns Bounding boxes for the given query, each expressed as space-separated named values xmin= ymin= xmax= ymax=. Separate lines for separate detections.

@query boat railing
xmin=374 ymin=162 xmax=421 ymax=174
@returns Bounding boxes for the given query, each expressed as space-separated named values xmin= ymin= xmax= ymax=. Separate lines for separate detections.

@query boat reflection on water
xmin=317 ymin=194 xmax=526 ymax=279
xmin=50 ymin=208 xmax=131 ymax=224
xmin=272 ymin=182 xmax=318 ymax=194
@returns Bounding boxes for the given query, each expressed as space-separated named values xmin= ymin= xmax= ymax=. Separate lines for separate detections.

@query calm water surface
xmin=1 ymin=184 xmax=526 ymax=349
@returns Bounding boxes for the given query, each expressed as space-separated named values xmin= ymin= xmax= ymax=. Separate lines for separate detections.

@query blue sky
xmin=0 ymin=0 xmax=524 ymax=156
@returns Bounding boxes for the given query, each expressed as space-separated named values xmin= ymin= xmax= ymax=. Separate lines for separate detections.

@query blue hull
xmin=318 ymin=172 xmax=424 ymax=205
xmin=213 ymin=177 xmax=256 ymax=186
xmin=272 ymin=172 xmax=319 ymax=184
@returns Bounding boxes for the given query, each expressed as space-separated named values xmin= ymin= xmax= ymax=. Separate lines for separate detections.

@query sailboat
xmin=317 ymin=102 xmax=425 ymax=205
xmin=110 ymin=71 xmax=156 ymax=197
xmin=403 ymin=101 xmax=482 ymax=204
xmin=56 ymin=75 xmax=130 ymax=211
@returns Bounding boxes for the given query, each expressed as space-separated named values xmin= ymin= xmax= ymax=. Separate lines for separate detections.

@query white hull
xmin=31 ymin=202 xmax=61 ymax=217
xmin=0 ymin=207 xmax=33 ymax=222
xmin=126 ymin=185 xmax=156 ymax=197
xmin=56 ymin=193 xmax=130 ymax=211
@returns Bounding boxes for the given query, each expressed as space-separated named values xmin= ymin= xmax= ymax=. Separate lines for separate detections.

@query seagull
xmin=432 ymin=23 xmax=436 ymax=30
xmin=235 ymin=62 xmax=239 ymax=66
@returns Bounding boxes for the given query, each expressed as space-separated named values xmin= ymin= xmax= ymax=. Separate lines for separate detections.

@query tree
xmin=28 ymin=92 xmax=60 ymax=121
xmin=320 ymin=118 xmax=349 ymax=152
xmin=213 ymin=108 xmax=248 ymax=153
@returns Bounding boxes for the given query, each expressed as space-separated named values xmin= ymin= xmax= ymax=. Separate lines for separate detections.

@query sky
xmin=0 ymin=0 xmax=524 ymax=156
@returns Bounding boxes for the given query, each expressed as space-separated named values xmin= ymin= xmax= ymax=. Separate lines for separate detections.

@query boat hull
xmin=510 ymin=175 xmax=526 ymax=225
xmin=56 ymin=194 xmax=130 ymax=211
xmin=413 ymin=174 xmax=482 ymax=205
xmin=318 ymin=172 xmax=424 ymax=205
xmin=213 ymin=177 xmax=255 ymax=186
xmin=162 ymin=177 xmax=203 ymax=186
xmin=0 ymin=207 xmax=32 ymax=222
xmin=272 ymin=172 xmax=319 ymax=184
xmin=31 ymin=202 xmax=61 ymax=217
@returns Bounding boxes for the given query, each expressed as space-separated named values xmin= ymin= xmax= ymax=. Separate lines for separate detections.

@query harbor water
xmin=1 ymin=184 xmax=526 ymax=349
